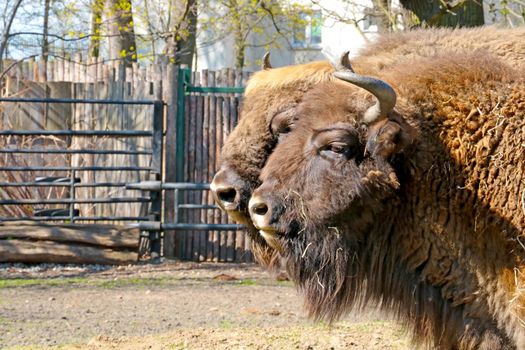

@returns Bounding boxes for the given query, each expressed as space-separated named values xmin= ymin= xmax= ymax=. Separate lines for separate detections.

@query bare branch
xmin=0 ymin=0 xmax=24 ymax=72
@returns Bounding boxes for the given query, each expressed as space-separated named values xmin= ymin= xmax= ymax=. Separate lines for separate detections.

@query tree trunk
xmin=42 ymin=0 xmax=50 ymax=64
xmin=400 ymin=0 xmax=484 ymax=27
xmin=372 ymin=0 xmax=393 ymax=32
xmin=233 ymin=3 xmax=245 ymax=70
xmin=89 ymin=0 xmax=104 ymax=58
xmin=164 ymin=0 xmax=197 ymax=67
xmin=0 ymin=0 xmax=23 ymax=74
xmin=176 ymin=0 xmax=197 ymax=67
xmin=143 ymin=0 xmax=156 ymax=58
xmin=106 ymin=0 xmax=137 ymax=66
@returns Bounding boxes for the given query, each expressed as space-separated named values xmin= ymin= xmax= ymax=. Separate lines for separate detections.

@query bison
xmin=247 ymin=50 xmax=525 ymax=349
xmin=211 ymin=26 xmax=525 ymax=267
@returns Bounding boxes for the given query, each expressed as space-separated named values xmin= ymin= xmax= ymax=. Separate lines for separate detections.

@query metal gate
xmin=0 ymin=67 xmax=248 ymax=263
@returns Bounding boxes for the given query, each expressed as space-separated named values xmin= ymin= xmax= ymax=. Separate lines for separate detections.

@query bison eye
xmin=278 ymin=124 xmax=293 ymax=135
xmin=328 ymin=143 xmax=346 ymax=153
xmin=320 ymin=142 xmax=353 ymax=159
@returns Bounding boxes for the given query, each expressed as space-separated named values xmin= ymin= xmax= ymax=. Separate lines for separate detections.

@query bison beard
xmin=283 ymin=222 xmax=515 ymax=349
xmin=249 ymin=53 xmax=525 ymax=349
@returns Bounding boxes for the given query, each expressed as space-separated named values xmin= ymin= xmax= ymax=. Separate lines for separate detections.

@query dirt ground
xmin=0 ymin=261 xmax=413 ymax=349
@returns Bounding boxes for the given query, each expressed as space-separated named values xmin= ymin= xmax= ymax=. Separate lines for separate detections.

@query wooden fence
xmin=1 ymin=58 xmax=252 ymax=262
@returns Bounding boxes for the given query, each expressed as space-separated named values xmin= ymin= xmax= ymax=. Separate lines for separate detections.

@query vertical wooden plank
xmin=224 ymin=68 xmax=236 ymax=262
xmin=184 ymin=94 xmax=193 ymax=261
xmin=86 ymin=82 xmax=96 ymax=217
xmin=207 ymin=71 xmax=218 ymax=262
xmin=201 ymin=70 xmax=213 ymax=261
xmin=232 ymin=69 xmax=245 ymax=261
xmin=190 ymin=93 xmax=200 ymax=261
xmin=214 ymin=69 xmax=222 ymax=262
xmin=163 ymin=65 xmax=179 ymax=259
xmin=216 ymin=94 xmax=226 ymax=262
xmin=195 ymin=96 xmax=206 ymax=261
xmin=47 ymin=61 xmax=54 ymax=81
xmin=182 ymin=79 xmax=191 ymax=260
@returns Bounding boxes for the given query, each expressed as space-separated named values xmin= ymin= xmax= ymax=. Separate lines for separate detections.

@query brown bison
xmin=247 ymin=50 xmax=525 ymax=349
xmin=211 ymin=26 xmax=525 ymax=266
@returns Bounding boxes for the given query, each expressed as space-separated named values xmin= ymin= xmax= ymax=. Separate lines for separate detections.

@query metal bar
xmin=186 ymin=86 xmax=245 ymax=94
xmin=164 ymin=223 xmax=243 ymax=230
xmin=0 ymin=130 xmax=153 ymax=137
xmin=0 ymin=216 xmax=152 ymax=221
xmin=0 ymin=182 xmax=129 ymax=187
xmin=0 ymin=148 xmax=152 ymax=155
xmin=163 ymin=223 xmax=244 ymax=231
xmin=130 ymin=222 xmax=244 ymax=231
xmin=0 ymin=197 xmax=152 ymax=205
xmin=162 ymin=182 xmax=211 ymax=190
xmin=178 ymin=204 xmax=219 ymax=210
xmin=0 ymin=97 xmax=163 ymax=105
xmin=0 ymin=166 xmax=152 ymax=171
xmin=125 ymin=181 xmax=212 ymax=191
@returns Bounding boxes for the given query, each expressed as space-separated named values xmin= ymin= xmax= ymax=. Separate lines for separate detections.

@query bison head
xmin=211 ymin=58 xmax=336 ymax=266
xmin=247 ymin=68 xmax=417 ymax=320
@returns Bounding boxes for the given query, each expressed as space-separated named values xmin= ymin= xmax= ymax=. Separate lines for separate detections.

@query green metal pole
xmin=175 ymin=67 xmax=190 ymax=182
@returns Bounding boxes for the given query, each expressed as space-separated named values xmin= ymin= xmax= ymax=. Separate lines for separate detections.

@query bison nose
xmin=211 ymin=170 xmax=241 ymax=211
xmin=249 ymin=195 xmax=274 ymax=230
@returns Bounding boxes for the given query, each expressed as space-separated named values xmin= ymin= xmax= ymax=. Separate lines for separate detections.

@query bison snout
xmin=249 ymin=195 xmax=277 ymax=231
xmin=211 ymin=169 xmax=242 ymax=210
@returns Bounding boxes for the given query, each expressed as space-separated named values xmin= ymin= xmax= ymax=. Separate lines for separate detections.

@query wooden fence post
xmin=163 ymin=64 xmax=178 ymax=258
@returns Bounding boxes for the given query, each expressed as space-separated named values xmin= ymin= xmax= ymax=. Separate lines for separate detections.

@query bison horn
xmin=333 ymin=53 xmax=396 ymax=124
xmin=262 ymin=52 xmax=272 ymax=70
xmin=336 ymin=51 xmax=354 ymax=72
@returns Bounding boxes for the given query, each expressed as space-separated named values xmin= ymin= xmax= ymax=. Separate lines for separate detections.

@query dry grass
xmin=0 ymin=133 xmax=70 ymax=218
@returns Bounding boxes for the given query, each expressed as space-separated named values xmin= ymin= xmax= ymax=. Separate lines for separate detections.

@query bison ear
xmin=365 ymin=115 xmax=417 ymax=159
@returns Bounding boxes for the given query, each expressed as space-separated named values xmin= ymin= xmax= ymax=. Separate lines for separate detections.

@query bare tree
xmin=0 ymin=0 xmax=23 ymax=74
xmin=200 ymin=0 xmax=308 ymax=69
xmin=400 ymin=0 xmax=484 ymax=27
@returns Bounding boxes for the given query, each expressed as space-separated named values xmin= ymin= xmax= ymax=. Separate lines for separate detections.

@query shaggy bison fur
xmin=212 ymin=26 xmax=525 ymax=268
xmin=249 ymin=51 xmax=525 ymax=349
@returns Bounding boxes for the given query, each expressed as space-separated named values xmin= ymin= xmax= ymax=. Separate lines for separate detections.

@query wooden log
xmin=0 ymin=239 xmax=137 ymax=265
xmin=0 ymin=221 xmax=140 ymax=249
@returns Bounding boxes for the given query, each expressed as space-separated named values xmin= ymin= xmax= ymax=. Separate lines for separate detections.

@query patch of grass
xmin=276 ymin=280 xmax=294 ymax=287
xmin=236 ymin=279 xmax=257 ymax=286
xmin=2 ymin=345 xmax=75 ymax=350
xmin=167 ymin=341 xmax=189 ymax=349
xmin=96 ymin=277 xmax=172 ymax=289
xmin=0 ymin=277 xmax=89 ymax=289
xmin=218 ymin=320 xmax=235 ymax=329
xmin=0 ymin=276 xmax=181 ymax=289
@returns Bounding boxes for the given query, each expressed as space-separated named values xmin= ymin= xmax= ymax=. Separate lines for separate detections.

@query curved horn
xmin=334 ymin=51 xmax=354 ymax=72
xmin=262 ymin=52 xmax=272 ymax=70
xmin=333 ymin=54 xmax=396 ymax=124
